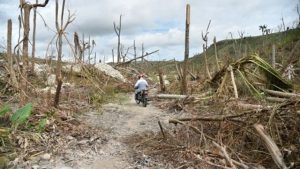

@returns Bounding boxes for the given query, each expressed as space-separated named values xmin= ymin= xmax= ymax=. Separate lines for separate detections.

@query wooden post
xmin=181 ymin=4 xmax=190 ymax=95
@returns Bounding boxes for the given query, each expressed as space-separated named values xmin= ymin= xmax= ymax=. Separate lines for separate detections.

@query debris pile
xmin=130 ymin=54 xmax=300 ymax=168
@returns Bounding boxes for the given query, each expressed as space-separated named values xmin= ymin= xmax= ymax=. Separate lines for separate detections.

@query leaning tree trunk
xmin=181 ymin=4 xmax=190 ymax=95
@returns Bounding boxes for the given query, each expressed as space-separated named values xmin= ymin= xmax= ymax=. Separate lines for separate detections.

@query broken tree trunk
xmin=181 ymin=4 xmax=190 ymax=95
xmin=20 ymin=0 xmax=49 ymax=67
xmin=254 ymin=124 xmax=288 ymax=169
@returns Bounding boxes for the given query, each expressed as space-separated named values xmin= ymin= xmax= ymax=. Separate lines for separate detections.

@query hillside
xmin=189 ymin=28 xmax=300 ymax=80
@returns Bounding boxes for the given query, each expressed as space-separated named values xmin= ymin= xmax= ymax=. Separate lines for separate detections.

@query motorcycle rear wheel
xmin=143 ymin=98 xmax=147 ymax=107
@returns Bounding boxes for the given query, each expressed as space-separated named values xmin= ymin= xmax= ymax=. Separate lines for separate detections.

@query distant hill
xmin=189 ymin=28 xmax=300 ymax=76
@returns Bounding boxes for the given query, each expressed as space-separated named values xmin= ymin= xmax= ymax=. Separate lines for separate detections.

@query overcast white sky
xmin=0 ymin=0 xmax=298 ymax=62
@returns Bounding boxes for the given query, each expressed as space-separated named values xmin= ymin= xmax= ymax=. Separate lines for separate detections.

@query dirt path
xmin=86 ymin=94 xmax=170 ymax=169
xmin=43 ymin=93 xmax=172 ymax=169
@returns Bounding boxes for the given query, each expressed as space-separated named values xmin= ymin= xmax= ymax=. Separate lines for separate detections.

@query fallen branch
xmin=212 ymin=141 xmax=237 ymax=169
xmin=157 ymin=120 xmax=166 ymax=139
xmin=253 ymin=124 xmax=288 ymax=169
xmin=266 ymin=97 xmax=287 ymax=103
xmin=156 ymin=94 xmax=188 ymax=99
xmin=229 ymin=65 xmax=239 ymax=99
xmin=233 ymin=102 xmax=272 ymax=110
xmin=169 ymin=110 xmax=257 ymax=123
xmin=115 ymin=50 xmax=159 ymax=67
xmin=264 ymin=89 xmax=300 ymax=98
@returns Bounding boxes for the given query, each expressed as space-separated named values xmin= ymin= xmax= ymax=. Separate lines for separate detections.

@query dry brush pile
xmin=128 ymin=54 xmax=300 ymax=169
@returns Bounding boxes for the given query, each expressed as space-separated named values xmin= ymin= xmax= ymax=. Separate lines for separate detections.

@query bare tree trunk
xmin=31 ymin=0 xmax=38 ymax=72
xmin=202 ymin=20 xmax=212 ymax=80
xmin=213 ymin=36 xmax=220 ymax=71
xmin=7 ymin=19 xmax=18 ymax=89
xmin=54 ymin=0 xmax=64 ymax=107
xmin=88 ymin=35 xmax=91 ymax=64
xmin=141 ymin=43 xmax=144 ymax=62
xmin=82 ymin=33 xmax=85 ymax=63
xmin=271 ymin=44 xmax=276 ymax=68
xmin=53 ymin=0 xmax=74 ymax=107
xmin=112 ymin=48 xmax=114 ymax=64
xmin=19 ymin=0 xmax=49 ymax=103
xmin=181 ymin=4 xmax=190 ymax=95
xmin=158 ymin=69 xmax=166 ymax=92
xmin=20 ymin=0 xmax=49 ymax=67
xmin=133 ymin=40 xmax=136 ymax=65
xmin=22 ymin=5 xmax=31 ymax=67
xmin=203 ymin=44 xmax=212 ymax=79
xmin=113 ymin=15 xmax=122 ymax=63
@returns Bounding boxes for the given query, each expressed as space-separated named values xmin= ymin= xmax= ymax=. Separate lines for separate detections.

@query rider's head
xmin=138 ymin=73 xmax=144 ymax=79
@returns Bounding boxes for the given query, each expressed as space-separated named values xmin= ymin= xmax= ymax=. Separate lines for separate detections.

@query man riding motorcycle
xmin=134 ymin=74 xmax=148 ymax=100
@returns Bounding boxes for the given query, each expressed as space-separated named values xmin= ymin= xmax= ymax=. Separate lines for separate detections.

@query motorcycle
xmin=135 ymin=89 xmax=148 ymax=107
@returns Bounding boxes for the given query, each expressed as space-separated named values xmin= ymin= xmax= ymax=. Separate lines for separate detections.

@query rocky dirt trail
xmin=85 ymin=94 xmax=171 ymax=169
xmin=34 ymin=93 xmax=174 ymax=169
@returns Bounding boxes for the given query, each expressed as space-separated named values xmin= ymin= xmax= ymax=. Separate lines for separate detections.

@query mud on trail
xmin=34 ymin=93 xmax=174 ymax=169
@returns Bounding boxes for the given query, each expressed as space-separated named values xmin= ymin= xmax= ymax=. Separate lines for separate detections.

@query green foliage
xmin=10 ymin=103 xmax=33 ymax=129
xmin=240 ymin=54 xmax=292 ymax=90
xmin=37 ymin=118 xmax=47 ymax=132
xmin=0 ymin=105 xmax=11 ymax=117
xmin=237 ymin=69 xmax=263 ymax=98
